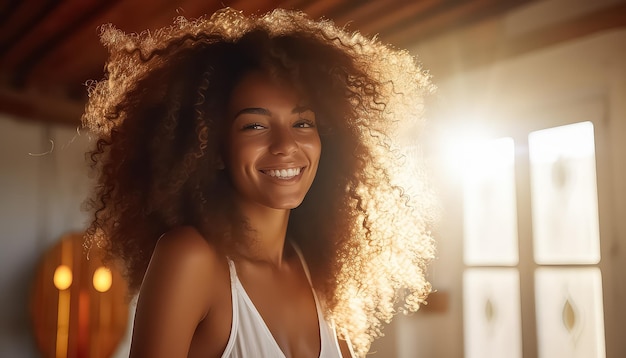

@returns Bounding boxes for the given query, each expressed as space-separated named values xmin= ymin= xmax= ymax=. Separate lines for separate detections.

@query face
xmin=225 ymin=71 xmax=321 ymax=212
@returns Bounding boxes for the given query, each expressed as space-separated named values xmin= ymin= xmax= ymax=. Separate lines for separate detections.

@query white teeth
xmin=264 ymin=168 xmax=301 ymax=179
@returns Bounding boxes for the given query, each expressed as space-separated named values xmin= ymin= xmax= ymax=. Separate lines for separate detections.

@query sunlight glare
xmin=437 ymin=124 xmax=498 ymax=178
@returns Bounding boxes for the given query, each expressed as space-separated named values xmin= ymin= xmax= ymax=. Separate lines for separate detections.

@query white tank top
xmin=220 ymin=247 xmax=346 ymax=358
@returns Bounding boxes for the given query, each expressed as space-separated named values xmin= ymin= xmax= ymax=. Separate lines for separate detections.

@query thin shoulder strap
xmin=221 ymin=257 xmax=239 ymax=358
xmin=290 ymin=242 xmax=314 ymax=287
xmin=291 ymin=242 xmax=357 ymax=356
xmin=226 ymin=257 xmax=238 ymax=281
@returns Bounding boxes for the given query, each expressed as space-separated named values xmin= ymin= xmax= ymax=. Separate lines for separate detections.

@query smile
xmin=261 ymin=167 xmax=303 ymax=179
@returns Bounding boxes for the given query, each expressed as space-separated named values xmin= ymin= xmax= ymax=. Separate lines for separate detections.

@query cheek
xmin=225 ymin=142 xmax=269 ymax=189
xmin=309 ymin=136 xmax=322 ymax=163
xmin=226 ymin=136 xmax=261 ymax=166
xmin=297 ymin=132 xmax=321 ymax=157
xmin=224 ymin=140 xmax=247 ymax=181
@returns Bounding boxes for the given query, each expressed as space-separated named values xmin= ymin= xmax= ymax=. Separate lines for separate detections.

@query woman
xmin=83 ymin=8 xmax=435 ymax=358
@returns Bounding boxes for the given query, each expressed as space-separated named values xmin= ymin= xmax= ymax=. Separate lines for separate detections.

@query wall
xmin=0 ymin=115 xmax=133 ymax=357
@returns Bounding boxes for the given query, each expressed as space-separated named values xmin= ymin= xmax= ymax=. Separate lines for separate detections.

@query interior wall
xmin=0 ymin=115 xmax=133 ymax=357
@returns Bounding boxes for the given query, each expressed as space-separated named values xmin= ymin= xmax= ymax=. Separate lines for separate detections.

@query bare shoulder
xmin=155 ymin=225 xmax=220 ymax=261
xmin=145 ymin=225 xmax=228 ymax=311
xmin=130 ymin=226 xmax=229 ymax=357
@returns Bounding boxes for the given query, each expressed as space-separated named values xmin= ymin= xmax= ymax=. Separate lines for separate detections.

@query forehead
xmin=228 ymin=71 xmax=304 ymax=112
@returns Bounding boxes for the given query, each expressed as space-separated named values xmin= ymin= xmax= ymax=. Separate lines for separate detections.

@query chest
xmin=236 ymin=262 xmax=322 ymax=357
xmin=189 ymin=259 xmax=324 ymax=358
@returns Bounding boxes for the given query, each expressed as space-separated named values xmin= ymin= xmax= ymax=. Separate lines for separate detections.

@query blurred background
xmin=2 ymin=0 xmax=625 ymax=357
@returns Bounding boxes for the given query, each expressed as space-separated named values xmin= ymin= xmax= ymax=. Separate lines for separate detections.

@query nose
xmin=269 ymin=127 xmax=298 ymax=156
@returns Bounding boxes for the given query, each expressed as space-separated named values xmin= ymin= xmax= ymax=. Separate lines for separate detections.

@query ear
xmin=216 ymin=156 xmax=225 ymax=170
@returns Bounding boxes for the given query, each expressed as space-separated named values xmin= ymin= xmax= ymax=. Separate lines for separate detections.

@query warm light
xmin=462 ymin=137 xmax=515 ymax=176
xmin=53 ymin=265 xmax=73 ymax=290
xmin=528 ymin=121 xmax=595 ymax=163
xmin=528 ymin=121 xmax=600 ymax=264
xmin=436 ymin=123 xmax=494 ymax=176
xmin=93 ymin=266 xmax=112 ymax=292
xmin=462 ymin=137 xmax=519 ymax=266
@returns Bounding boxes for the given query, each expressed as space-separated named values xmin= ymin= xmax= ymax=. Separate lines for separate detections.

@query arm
xmin=129 ymin=227 xmax=219 ymax=357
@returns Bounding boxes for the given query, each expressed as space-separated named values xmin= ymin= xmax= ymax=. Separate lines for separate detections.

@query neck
xmin=235 ymin=201 xmax=291 ymax=267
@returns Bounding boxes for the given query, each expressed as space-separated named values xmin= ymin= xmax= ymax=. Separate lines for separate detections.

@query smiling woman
xmin=81 ymin=8 xmax=436 ymax=358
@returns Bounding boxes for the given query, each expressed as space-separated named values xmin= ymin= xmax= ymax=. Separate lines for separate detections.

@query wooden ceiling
xmin=1 ymin=0 xmax=625 ymax=126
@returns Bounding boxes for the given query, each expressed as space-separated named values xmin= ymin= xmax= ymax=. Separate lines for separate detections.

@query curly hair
xmin=82 ymin=8 xmax=436 ymax=356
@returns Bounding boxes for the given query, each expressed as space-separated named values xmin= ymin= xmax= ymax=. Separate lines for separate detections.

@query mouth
xmin=260 ymin=167 xmax=303 ymax=180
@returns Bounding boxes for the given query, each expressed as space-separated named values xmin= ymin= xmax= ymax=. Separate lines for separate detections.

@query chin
xmin=267 ymin=197 xmax=306 ymax=210
xmin=273 ymin=202 xmax=304 ymax=210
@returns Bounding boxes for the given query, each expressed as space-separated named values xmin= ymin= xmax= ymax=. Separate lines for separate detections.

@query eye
xmin=242 ymin=122 xmax=266 ymax=130
xmin=294 ymin=119 xmax=316 ymax=128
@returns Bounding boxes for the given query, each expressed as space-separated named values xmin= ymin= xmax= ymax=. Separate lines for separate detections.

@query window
xmin=462 ymin=121 xmax=606 ymax=358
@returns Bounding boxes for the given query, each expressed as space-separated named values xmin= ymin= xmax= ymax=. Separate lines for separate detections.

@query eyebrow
xmin=233 ymin=105 xmax=313 ymax=119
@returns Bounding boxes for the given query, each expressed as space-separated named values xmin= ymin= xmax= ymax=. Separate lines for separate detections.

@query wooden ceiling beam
xmin=0 ymin=0 xmax=59 ymax=56
xmin=23 ymin=0 xmax=199 ymax=93
xmin=0 ymin=88 xmax=83 ymax=126
xmin=5 ymin=0 xmax=122 ymax=89
xmin=2 ymin=0 xmax=623 ymax=126
xmin=0 ymin=0 xmax=21 ymax=28
xmin=332 ymin=1 xmax=405 ymax=28
xmin=354 ymin=0 xmax=442 ymax=38
xmin=423 ymin=1 xmax=626 ymax=80
xmin=384 ymin=0 xmax=532 ymax=47
xmin=25 ymin=0 xmax=290 ymax=93
xmin=299 ymin=0 xmax=345 ymax=18
xmin=498 ymin=1 xmax=626 ymax=60
xmin=278 ymin=0 xmax=315 ymax=11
